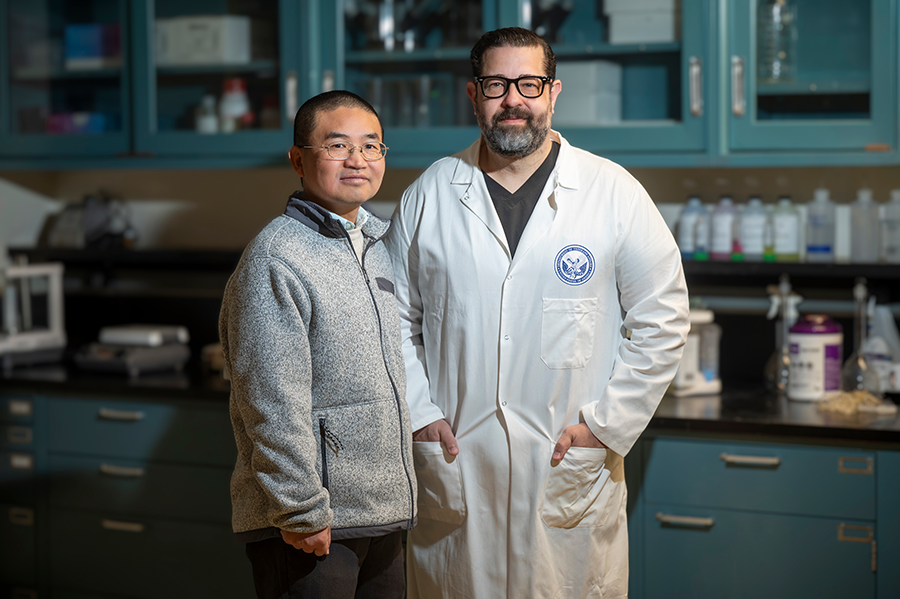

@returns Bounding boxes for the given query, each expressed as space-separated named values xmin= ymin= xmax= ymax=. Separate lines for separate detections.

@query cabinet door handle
xmin=100 ymin=463 xmax=146 ymax=478
xmin=285 ymin=70 xmax=298 ymax=123
xmin=98 ymin=407 xmax=145 ymax=422
xmin=838 ymin=456 xmax=873 ymax=475
xmin=101 ymin=518 xmax=147 ymax=533
xmin=838 ymin=523 xmax=873 ymax=543
xmin=7 ymin=426 xmax=33 ymax=445
xmin=731 ymin=56 xmax=746 ymax=116
xmin=689 ymin=56 xmax=703 ymax=116
xmin=9 ymin=507 xmax=35 ymax=526
xmin=720 ymin=452 xmax=781 ymax=467
xmin=655 ymin=512 xmax=715 ymax=528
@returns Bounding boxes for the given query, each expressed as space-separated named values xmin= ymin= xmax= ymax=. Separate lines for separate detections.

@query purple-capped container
xmin=788 ymin=315 xmax=843 ymax=401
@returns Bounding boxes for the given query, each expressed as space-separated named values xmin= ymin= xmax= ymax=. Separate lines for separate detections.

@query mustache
xmin=492 ymin=108 xmax=533 ymax=126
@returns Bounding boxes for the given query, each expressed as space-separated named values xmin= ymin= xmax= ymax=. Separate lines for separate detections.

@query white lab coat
xmin=386 ymin=132 xmax=689 ymax=599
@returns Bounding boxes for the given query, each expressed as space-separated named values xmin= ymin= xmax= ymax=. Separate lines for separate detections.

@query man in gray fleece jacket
xmin=219 ymin=90 xmax=416 ymax=599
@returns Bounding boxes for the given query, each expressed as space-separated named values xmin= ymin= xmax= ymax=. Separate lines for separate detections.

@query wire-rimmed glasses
xmin=297 ymin=142 xmax=389 ymax=161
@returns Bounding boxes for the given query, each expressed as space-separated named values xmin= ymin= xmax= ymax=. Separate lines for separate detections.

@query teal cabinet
xmin=877 ymin=451 xmax=900 ymax=598
xmin=637 ymin=436 xmax=885 ymax=599
xmin=0 ymin=0 xmax=131 ymax=157
xmin=727 ymin=0 xmax=896 ymax=153
xmin=132 ymin=0 xmax=302 ymax=158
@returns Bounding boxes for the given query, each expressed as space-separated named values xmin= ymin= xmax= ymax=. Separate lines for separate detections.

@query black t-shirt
xmin=483 ymin=141 xmax=560 ymax=258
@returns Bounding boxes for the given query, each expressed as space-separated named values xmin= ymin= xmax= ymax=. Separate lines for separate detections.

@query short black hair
xmin=470 ymin=27 xmax=556 ymax=81
xmin=292 ymin=90 xmax=383 ymax=147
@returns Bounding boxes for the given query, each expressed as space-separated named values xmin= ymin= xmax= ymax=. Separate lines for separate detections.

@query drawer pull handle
xmin=9 ymin=453 xmax=34 ymax=471
xmin=655 ymin=513 xmax=715 ymax=528
xmin=720 ymin=453 xmax=781 ymax=467
xmin=731 ymin=56 xmax=746 ymax=116
xmin=7 ymin=426 xmax=33 ymax=445
xmin=98 ymin=407 xmax=145 ymax=422
xmin=838 ymin=457 xmax=873 ymax=475
xmin=838 ymin=523 xmax=873 ymax=543
xmin=101 ymin=518 xmax=146 ymax=533
xmin=689 ymin=56 xmax=703 ymax=116
xmin=9 ymin=507 xmax=35 ymax=526
xmin=100 ymin=463 xmax=146 ymax=478
xmin=8 ymin=399 xmax=33 ymax=418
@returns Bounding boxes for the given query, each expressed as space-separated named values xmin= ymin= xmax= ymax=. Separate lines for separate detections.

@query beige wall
xmin=2 ymin=164 xmax=899 ymax=250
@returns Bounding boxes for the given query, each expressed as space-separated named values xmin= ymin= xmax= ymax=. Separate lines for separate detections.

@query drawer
xmin=0 ymin=505 xmax=36 ymax=586
xmin=0 ymin=451 xmax=35 ymax=504
xmin=48 ymin=397 xmax=236 ymax=466
xmin=49 ymin=508 xmax=255 ymax=599
xmin=0 ymin=397 xmax=34 ymax=424
xmin=49 ymin=454 xmax=232 ymax=523
xmin=644 ymin=506 xmax=876 ymax=599
xmin=644 ymin=438 xmax=876 ymax=519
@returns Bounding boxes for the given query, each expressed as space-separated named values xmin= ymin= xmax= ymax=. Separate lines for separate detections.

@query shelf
xmin=345 ymin=47 xmax=472 ymax=64
xmin=12 ymin=66 xmax=122 ymax=81
xmin=757 ymin=79 xmax=871 ymax=96
xmin=155 ymin=60 xmax=278 ymax=76
xmin=553 ymin=42 xmax=682 ymax=57
xmin=8 ymin=248 xmax=242 ymax=271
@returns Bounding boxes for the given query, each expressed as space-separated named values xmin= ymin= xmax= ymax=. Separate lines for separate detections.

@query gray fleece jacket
xmin=220 ymin=193 xmax=416 ymax=542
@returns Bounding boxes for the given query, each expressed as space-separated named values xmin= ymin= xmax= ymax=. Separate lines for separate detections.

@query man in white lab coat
xmin=385 ymin=27 xmax=690 ymax=599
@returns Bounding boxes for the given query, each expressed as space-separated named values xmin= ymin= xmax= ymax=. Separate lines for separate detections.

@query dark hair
xmin=470 ymin=27 xmax=556 ymax=81
xmin=292 ymin=90 xmax=383 ymax=147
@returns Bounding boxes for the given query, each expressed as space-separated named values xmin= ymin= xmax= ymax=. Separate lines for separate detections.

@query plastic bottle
xmin=850 ymin=188 xmax=880 ymax=263
xmin=757 ymin=0 xmax=797 ymax=83
xmin=806 ymin=188 xmax=835 ymax=263
xmin=694 ymin=209 xmax=710 ymax=261
xmin=195 ymin=95 xmax=219 ymax=134
xmin=772 ymin=196 xmax=800 ymax=262
xmin=881 ymin=189 xmax=900 ymax=263
xmin=710 ymin=196 xmax=738 ymax=261
xmin=739 ymin=197 xmax=768 ymax=261
xmin=219 ymin=78 xmax=253 ymax=133
xmin=676 ymin=197 xmax=706 ymax=260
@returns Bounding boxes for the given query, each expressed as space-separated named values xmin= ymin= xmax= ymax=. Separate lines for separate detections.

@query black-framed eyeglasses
xmin=297 ymin=142 xmax=389 ymax=161
xmin=475 ymin=75 xmax=553 ymax=99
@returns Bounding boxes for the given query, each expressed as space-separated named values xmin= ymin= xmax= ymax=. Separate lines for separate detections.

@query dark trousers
xmin=245 ymin=531 xmax=405 ymax=599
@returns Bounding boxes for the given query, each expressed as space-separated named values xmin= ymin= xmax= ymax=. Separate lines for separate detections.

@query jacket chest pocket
xmin=540 ymin=297 xmax=600 ymax=369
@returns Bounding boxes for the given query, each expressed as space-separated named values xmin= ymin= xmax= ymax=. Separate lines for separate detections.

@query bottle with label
xmin=772 ymin=196 xmax=800 ymax=262
xmin=676 ymin=197 xmax=706 ymax=260
xmin=694 ymin=209 xmax=710 ymax=261
xmin=850 ymin=188 xmax=880 ymax=263
xmin=710 ymin=196 xmax=737 ymax=261
xmin=788 ymin=315 xmax=843 ymax=401
xmin=806 ymin=188 xmax=835 ymax=263
xmin=739 ymin=196 xmax=768 ymax=261
xmin=882 ymin=189 xmax=900 ymax=263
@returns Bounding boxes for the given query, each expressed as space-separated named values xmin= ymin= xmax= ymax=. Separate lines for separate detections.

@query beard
xmin=477 ymin=105 xmax=551 ymax=158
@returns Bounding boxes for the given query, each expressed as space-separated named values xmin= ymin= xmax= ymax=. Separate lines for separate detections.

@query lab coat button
xmin=507 ymin=275 xmax=512 ymax=281
xmin=504 ymin=335 xmax=509 ymax=340
xmin=501 ymin=401 xmax=507 ymax=406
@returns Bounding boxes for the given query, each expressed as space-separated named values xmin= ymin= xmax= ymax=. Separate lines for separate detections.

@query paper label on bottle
xmin=677 ymin=213 xmax=699 ymax=253
xmin=774 ymin=214 xmax=800 ymax=254
xmin=740 ymin=214 xmax=767 ymax=255
xmin=711 ymin=214 xmax=734 ymax=254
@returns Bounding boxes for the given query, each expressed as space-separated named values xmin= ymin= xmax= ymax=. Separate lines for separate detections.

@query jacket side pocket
xmin=540 ymin=447 xmax=611 ymax=529
xmin=540 ymin=298 xmax=600 ymax=369
xmin=412 ymin=441 xmax=466 ymax=525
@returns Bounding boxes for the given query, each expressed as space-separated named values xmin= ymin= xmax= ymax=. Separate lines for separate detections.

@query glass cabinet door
xmin=337 ymin=0 xmax=497 ymax=166
xmin=0 ymin=0 xmax=130 ymax=157
xmin=728 ymin=0 xmax=894 ymax=152
xmin=524 ymin=0 xmax=708 ymax=155
xmin=132 ymin=0 xmax=300 ymax=157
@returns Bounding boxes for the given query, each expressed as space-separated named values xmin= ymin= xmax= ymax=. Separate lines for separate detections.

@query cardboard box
xmin=609 ymin=11 xmax=680 ymax=44
xmin=64 ymin=23 xmax=121 ymax=70
xmin=155 ymin=15 xmax=251 ymax=66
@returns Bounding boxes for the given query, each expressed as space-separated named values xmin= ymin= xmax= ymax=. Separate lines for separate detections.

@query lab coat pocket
xmin=412 ymin=441 xmax=467 ymax=525
xmin=540 ymin=447 xmax=610 ymax=529
xmin=540 ymin=298 xmax=600 ymax=369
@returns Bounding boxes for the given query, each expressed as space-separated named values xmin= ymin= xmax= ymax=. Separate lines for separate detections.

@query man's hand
xmin=281 ymin=526 xmax=331 ymax=556
xmin=552 ymin=423 xmax=605 ymax=462
xmin=413 ymin=419 xmax=459 ymax=456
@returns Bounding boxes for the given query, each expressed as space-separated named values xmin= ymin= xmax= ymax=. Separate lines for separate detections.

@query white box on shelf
xmin=556 ymin=60 xmax=622 ymax=94
xmin=553 ymin=61 xmax=622 ymax=126
xmin=604 ymin=0 xmax=679 ymax=14
xmin=609 ymin=11 xmax=680 ymax=44
xmin=155 ymin=15 xmax=251 ymax=66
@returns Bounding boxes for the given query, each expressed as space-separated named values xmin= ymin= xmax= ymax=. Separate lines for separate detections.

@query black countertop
xmin=3 ymin=365 xmax=899 ymax=445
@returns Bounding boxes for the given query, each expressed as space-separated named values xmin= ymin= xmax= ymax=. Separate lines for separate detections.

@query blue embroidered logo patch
xmin=555 ymin=245 xmax=594 ymax=286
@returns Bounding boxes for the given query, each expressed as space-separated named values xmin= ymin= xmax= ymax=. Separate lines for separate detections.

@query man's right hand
xmin=413 ymin=419 xmax=459 ymax=456
xmin=281 ymin=526 xmax=331 ymax=556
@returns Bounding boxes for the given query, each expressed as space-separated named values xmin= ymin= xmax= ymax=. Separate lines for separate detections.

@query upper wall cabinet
xmin=534 ymin=0 xmax=709 ymax=156
xmin=0 ymin=0 xmax=131 ymax=157
xmin=131 ymin=0 xmax=301 ymax=157
xmin=727 ymin=0 xmax=895 ymax=153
